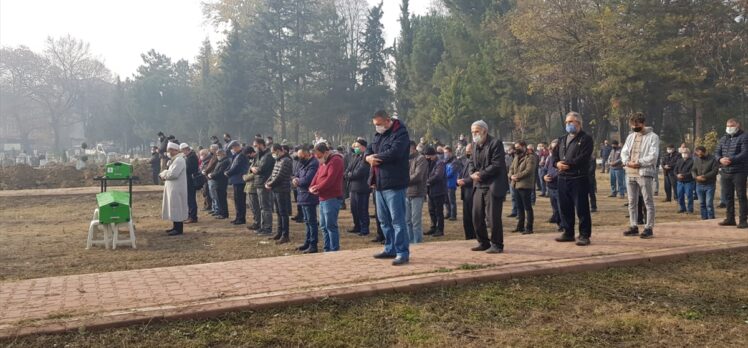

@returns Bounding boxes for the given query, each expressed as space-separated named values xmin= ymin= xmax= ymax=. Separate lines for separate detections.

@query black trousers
xmin=515 ymin=188 xmax=534 ymax=231
xmin=187 ymin=182 xmax=198 ymax=220
xmin=172 ymin=221 xmax=183 ymax=233
xmin=589 ymin=175 xmax=597 ymax=210
xmin=152 ymin=170 xmax=159 ymax=185
xmin=664 ymin=170 xmax=678 ymax=201
xmin=217 ymin=184 xmax=229 ymax=218
xmin=428 ymin=194 xmax=446 ymax=232
xmin=461 ymin=187 xmax=475 ymax=240
xmin=233 ymin=183 xmax=246 ymax=222
xmin=722 ymin=172 xmax=748 ymax=223
xmin=202 ymin=185 xmax=212 ymax=210
xmin=472 ymin=187 xmax=504 ymax=248
xmin=558 ymin=176 xmax=592 ymax=239
xmin=274 ymin=191 xmax=291 ymax=237
xmin=350 ymin=191 xmax=371 ymax=233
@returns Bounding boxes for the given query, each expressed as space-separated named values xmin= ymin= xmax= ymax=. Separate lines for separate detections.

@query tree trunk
xmin=695 ymin=102 xmax=703 ymax=141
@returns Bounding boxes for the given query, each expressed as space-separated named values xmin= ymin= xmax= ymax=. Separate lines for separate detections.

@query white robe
xmin=161 ymin=154 xmax=188 ymax=222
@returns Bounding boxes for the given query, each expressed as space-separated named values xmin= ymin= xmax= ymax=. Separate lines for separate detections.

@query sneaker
xmin=507 ymin=213 xmax=517 ymax=218
xmin=623 ymin=226 xmax=639 ymax=237
xmin=302 ymin=247 xmax=318 ymax=254
xmin=297 ymin=244 xmax=310 ymax=251
xmin=485 ymin=245 xmax=504 ymax=254
xmin=738 ymin=222 xmax=748 ymax=229
xmin=718 ymin=219 xmax=736 ymax=226
xmin=471 ymin=244 xmax=490 ymax=251
xmin=431 ymin=231 xmax=444 ymax=237
xmin=640 ymin=228 xmax=654 ymax=239
xmin=276 ymin=236 xmax=290 ymax=244
xmin=576 ymin=237 xmax=591 ymax=246
xmin=521 ymin=230 xmax=534 ymax=235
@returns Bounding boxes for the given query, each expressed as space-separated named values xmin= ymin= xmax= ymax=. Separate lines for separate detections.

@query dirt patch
xmin=0 ymin=161 xmax=154 ymax=190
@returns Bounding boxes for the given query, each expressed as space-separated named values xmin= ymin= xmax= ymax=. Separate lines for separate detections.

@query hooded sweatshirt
xmin=621 ymin=127 xmax=660 ymax=178
xmin=311 ymin=152 xmax=344 ymax=201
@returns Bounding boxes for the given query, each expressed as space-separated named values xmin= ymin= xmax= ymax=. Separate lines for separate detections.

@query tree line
xmin=1 ymin=0 xmax=746 ymax=154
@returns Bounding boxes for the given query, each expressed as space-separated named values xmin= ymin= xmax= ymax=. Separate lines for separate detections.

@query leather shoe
xmin=302 ymin=247 xmax=318 ymax=254
xmin=555 ymin=235 xmax=576 ymax=242
xmin=276 ymin=236 xmax=290 ymax=244
xmin=485 ymin=245 xmax=503 ymax=254
xmin=373 ymin=252 xmax=397 ymax=259
xmin=576 ymin=237 xmax=591 ymax=246
xmin=392 ymin=257 xmax=409 ymax=266
xmin=718 ymin=219 xmax=736 ymax=226
xmin=471 ymin=244 xmax=490 ymax=251
xmin=738 ymin=222 xmax=748 ymax=229
xmin=167 ymin=230 xmax=183 ymax=236
xmin=297 ymin=244 xmax=310 ymax=251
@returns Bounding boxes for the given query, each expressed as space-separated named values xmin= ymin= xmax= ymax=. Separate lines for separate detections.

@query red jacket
xmin=311 ymin=153 xmax=344 ymax=201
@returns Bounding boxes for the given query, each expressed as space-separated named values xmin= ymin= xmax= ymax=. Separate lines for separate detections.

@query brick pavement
xmin=0 ymin=220 xmax=746 ymax=338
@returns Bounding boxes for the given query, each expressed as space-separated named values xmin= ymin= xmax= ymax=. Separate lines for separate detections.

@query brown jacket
xmin=509 ymin=153 xmax=537 ymax=189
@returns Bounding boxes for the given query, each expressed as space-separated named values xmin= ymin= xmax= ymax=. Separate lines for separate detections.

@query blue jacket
xmin=225 ymin=152 xmax=249 ymax=185
xmin=716 ymin=130 xmax=748 ymax=174
xmin=426 ymin=159 xmax=447 ymax=197
xmin=367 ymin=119 xmax=411 ymax=191
xmin=445 ymin=158 xmax=460 ymax=190
xmin=296 ymin=157 xmax=319 ymax=205
xmin=544 ymin=153 xmax=559 ymax=190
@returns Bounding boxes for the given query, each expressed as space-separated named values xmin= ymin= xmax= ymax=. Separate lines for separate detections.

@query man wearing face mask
xmin=457 ymin=143 xmax=476 ymax=239
xmin=293 ymin=145 xmax=320 ymax=253
xmin=607 ymin=140 xmax=625 ymax=198
xmin=223 ymin=133 xmax=233 ymax=157
xmin=509 ymin=140 xmax=537 ymax=234
xmin=160 ymin=142 xmax=189 ymax=236
xmin=310 ymin=143 xmax=345 ymax=252
xmin=692 ymin=146 xmax=718 ymax=220
xmin=716 ymin=118 xmax=748 ymax=228
xmin=210 ymin=149 xmax=231 ymax=220
xmin=250 ymin=138 xmax=275 ymax=235
xmin=423 ymin=146 xmax=447 ymax=237
xmin=470 ymin=120 xmax=509 ymax=253
xmin=444 ymin=146 xmax=461 ymax=221
xmin=544 ymin=139 xmax=563 ymax=231
xmin=406 ymin=141 xmax=429 ymax=243
xmin=553 ymin=112 xmax=594 ymax=246
xmin=345 ymin=139 xmax=371 ymax=236
xmin=367 ymin=110 xmax=412 ymax=265
xmin=661 ymin=144 xmax=679 ymax=202
xmin=620 ymin=112 xmax=660 ymax=239
xmin=225 ymin=141 xmax=250 ymax=225
xmin=674 ymin=147 xmax=695 ymax=214
xmin=265 ymin=144 xmax=293 ymax=244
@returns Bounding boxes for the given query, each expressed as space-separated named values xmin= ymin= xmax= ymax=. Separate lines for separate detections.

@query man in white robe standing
xmin=161 ymin=142 xmax=189 ymax=236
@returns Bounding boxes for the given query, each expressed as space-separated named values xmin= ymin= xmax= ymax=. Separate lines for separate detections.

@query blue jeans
xmin=696 ymin=183 xmax=715 ymax=219
xmin=510 ymin=187 xmax=518 ymax=215
xmin=447 ymin=189 xmax=457 ymax=219
xmin=538 ymin=167 xmax=547 ymax=195
xmin=376 ymin=189 xmax=410 ymax=260
xmin=610 ymin=168 xmax=626 ymax=196
xmin=319 ymin=199 xmax=341 ymax=252
xmin=406 ymin=196 xmax=424 ymax=244
xmin=301 ymin=204 xmax=319 ymax=249
xmin=208 ymin=180 xmax=219 ymax=213
xmin=677 ymin=181 xmax=695 ymax=212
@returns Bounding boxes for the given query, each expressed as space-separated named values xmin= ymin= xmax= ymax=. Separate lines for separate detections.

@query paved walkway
xmin=1 ymin=220 xmax=746 ymax=338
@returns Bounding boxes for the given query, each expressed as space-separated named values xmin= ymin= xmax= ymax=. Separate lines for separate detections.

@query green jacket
xmin=691 ymin=154 xmax=718 ymax=185
xmin=509 ymin=153 xmax=537 ymax=189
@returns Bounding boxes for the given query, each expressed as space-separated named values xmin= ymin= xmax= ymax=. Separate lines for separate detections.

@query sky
xmin=0 ymin=0 xmax=432 ymax=78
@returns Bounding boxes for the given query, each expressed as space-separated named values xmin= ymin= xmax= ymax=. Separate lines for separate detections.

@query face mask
xmin=473 ymin=134 xmax=482 ymax=143
xmin=632 ymin=126 xmax=643 ymax=133
xmin=272 ymin=153 xmax=279 ymax=159
xmin=375 ymin=123 xmax=389 ymax=134
xmin=667 ymin=149 xmax=674 ymax=154
xmin=727 ymin=127 xmax=738 ymax=135
xmin=682 ymin=154 xmax=689 ymax=159
xmin=565 ymin=123 xmax=577 ymax=134
xmin=353 ymin=147 xmax=361 ymax=155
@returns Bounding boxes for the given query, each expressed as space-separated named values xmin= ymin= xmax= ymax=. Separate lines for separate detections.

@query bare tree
xmin=0 ymin=47 xmax=49 ymax=151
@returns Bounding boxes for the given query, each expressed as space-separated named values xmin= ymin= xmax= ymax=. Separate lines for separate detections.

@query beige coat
xmin=161 ymin=154 xmax=188 ymax=222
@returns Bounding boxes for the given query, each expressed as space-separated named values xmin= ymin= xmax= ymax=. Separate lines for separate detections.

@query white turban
xmin=471 ymin=120 xmax=489 ymax=130
xmin=179 ymin=143 xmax=190 ymax=150
xmin=167 ymin=142 xmax=180 ymax=151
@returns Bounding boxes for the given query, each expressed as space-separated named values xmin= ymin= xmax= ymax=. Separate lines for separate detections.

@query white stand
xmin=86 ymin=208 xmax=137 ymax=249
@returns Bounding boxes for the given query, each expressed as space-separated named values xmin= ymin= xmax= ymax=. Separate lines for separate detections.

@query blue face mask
xmin=565 ymin=123 xmax=577 ymax=134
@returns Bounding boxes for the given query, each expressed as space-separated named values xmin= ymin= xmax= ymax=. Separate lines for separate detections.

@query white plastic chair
xmin=86 ymin=209 xmax=112 ymax=249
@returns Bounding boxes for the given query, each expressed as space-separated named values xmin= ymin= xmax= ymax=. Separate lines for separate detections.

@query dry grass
xmin=0 ymin=173 xmax=706 ymax=281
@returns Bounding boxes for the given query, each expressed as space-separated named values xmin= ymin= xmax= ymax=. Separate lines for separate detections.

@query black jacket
xmin=426 ymin=159 xmax=447 ymax=197
xmin=212 ymin=157 xmax=231 ymax=188
xmin=346 ymin=154 xmax=371 ymax=193
xmin=266 ymin=154 xmax=293 ymax=193
xmin=185 ymin=151 xmax=199 ymax=187
xmin=662 ymin=152 xmax=680 ymax=172
xmin=692 ymin=154 xmax=718 ymax=185
xmin=674 ymin=157 xmax=694 ymax=182
xmin=150 ymin=152 xmax=160 ymax=171
xmin=716 ymin=130 xmax=748 ymax=174
xmin=471 ymin=134 xmax=509 ymax=198
xmin=553 ymin=130 xmax=594 ymax=179
xmin=367 ymin=119 xmax=411 ymax=190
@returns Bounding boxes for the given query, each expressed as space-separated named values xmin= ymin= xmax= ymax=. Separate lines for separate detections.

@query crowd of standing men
xmin=149 ymin=109 xmax=748 ymax=266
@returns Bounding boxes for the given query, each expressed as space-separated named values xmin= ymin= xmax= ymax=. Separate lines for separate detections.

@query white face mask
xmin=682 ymin=153 xmax=689 ymax=159
xmin=726 ymin=127 xmax=738 ymax=135
xmin=472 ymin=134 xmax=482 ymax=143
xmin=666 ymin=149 xmax=674 ymax=154
xmin=375 ymin=122 xmax=390 ymax=134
